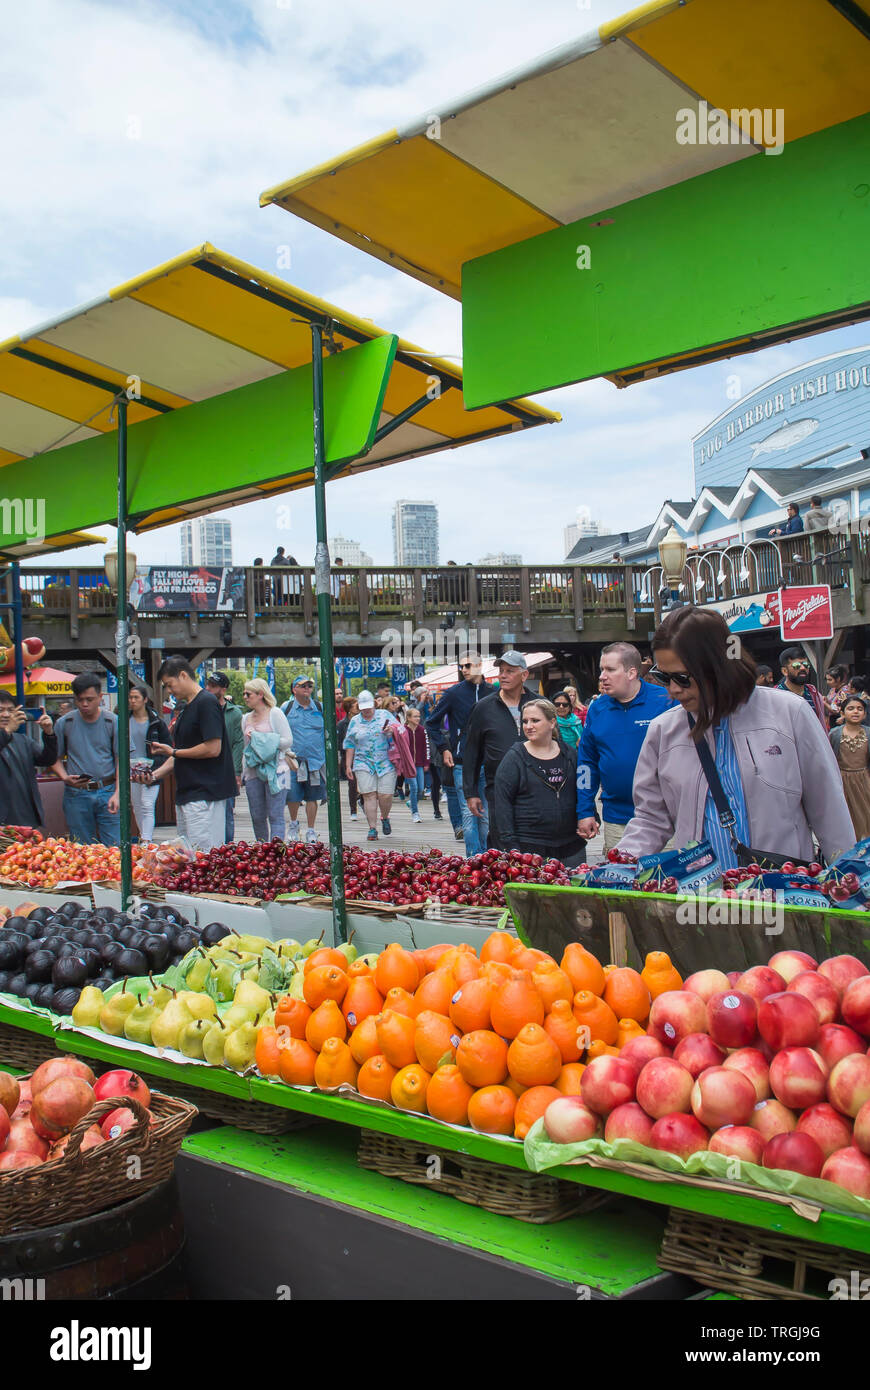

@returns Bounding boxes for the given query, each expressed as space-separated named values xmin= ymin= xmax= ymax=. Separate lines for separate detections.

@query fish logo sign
xmin=750 ymin=417 xmax=819 ymax=459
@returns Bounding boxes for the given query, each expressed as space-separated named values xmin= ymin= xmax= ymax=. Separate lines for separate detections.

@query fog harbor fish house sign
xmin=692 ymin=347 xmax=870 ymax=490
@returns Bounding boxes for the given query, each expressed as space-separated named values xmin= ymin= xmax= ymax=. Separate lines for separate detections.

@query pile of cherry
xmin=162 ymin=842 xmax=573 ymax=906
xmin=0 ymin=902 xmax=201 ymax=1015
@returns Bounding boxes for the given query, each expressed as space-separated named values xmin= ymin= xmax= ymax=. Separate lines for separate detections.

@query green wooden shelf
xmin=181 ymin=1123 xmax=666 ymax=1295
xmin=3 ymin=1001 xmax=869 ymax=1256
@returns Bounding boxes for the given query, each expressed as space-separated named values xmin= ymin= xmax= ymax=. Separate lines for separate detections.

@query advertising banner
xmin=778 ymin=585 xmax=834 ymax=642
xmin=130 ymin=566 xmax=246 ymax=612
xmin=705 ymin=591 xmax=781 ymax=633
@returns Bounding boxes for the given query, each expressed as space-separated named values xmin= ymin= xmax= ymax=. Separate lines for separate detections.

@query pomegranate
xmin=93 ymin=1070 xmax=151 ymax=1109
xmin=0 ymin=1151 xmax=42 ymax=1170
xmin=4 ymin=1118 xmax=48 ymax=1160
xmin=31 ymin=1056 xmax=95 ymax=1098
xmin=30 ymin=1077 xmax=95 ymax=1139
xmin=13 ymin=1080 xmax=32 ymax=1118
xmin=50 ymin=1125 xmax=105 ymax=1159
xmin=0 ymin=1072 xmax=20 ymax=1119
xmin=100 ymin=1107 xmax=139 ymax=1141
xmin=0 ymin=1106 xmax=9 ymax=1150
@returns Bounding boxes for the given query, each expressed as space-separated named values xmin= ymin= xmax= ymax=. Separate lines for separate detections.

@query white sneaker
xmin=286 ymin=821 xmax=300 ymax=843
xmin=350 ymin=812 xmax=358 ymax=820
xmin=412 ymin=813 xmax=421 ymax=823
xmin=306 ymin=828 xmax=320 ymax=844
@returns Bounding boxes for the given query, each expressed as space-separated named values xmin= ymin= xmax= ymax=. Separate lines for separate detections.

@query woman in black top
xmin=493 ymin=698 xmax=585 ymax=866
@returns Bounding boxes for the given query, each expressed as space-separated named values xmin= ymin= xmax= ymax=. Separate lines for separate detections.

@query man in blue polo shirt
xmin=576 ymin=643 xmax=673 ymax=854
xmin=281 ymin=675 xmax=326 ymax=843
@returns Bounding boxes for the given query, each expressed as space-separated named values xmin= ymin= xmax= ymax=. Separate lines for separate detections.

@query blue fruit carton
xmin=583 ymin=862 xmax=638 ymax=889
xmin=737 ymin=871 xmax=829 ymax=909
xmin=635 ymin=840 xmax=722 ymax=895
xmin=819 ymin=838 xmax=870 ymax=908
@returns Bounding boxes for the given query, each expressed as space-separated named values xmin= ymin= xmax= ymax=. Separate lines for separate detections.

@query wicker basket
xmin=0 ymin=1092 xmax=197 ymax=1235
xmin=123 ymin=1065 xmax=315 ymax=1135
xmin=423 ymin=901 xmax=510 ymax=930
xmin=357 ymin=1130 xmax=608 ymax=1224
xmin=658 ymin=1209 xmax=870 ymax=1300
xmin=0 ymin=1020 xmax=58 ymax=1071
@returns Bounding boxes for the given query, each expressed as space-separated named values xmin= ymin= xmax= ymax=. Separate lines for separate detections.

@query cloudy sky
xmin=3 ymin=0 xmax=867 ymax=568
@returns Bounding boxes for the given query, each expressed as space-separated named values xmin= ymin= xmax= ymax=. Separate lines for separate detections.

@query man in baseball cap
xmin=281 ymin=675 xmax=326 ymax=843
xmin=461 ymin=651 xmax=535 ymax=848
xmin=206 ymin=671 xmax=243 ymax=841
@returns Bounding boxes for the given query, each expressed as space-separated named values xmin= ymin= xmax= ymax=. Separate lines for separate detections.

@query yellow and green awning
xmin=0 ymin=244 xmax=557 ymax=544
xmin=261 ymin=0 xmax=870 ymax=301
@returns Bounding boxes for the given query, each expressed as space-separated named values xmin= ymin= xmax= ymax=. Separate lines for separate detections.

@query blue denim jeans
xmin=454 ymin=766 xmax=488 ymax=857
xmin=63 ymin=785 xmax=120 ymax=846
xmin=408 ymin=767 xmax=426 ymax=814
xmin=244 ymin=777 xmax=287 ymax=842
xmin=443 ymin=783 xmax=462 ymax=831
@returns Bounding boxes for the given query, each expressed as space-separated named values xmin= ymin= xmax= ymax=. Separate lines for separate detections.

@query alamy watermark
xmin=676 ymin=102 xmax=784 ymax=156
xmin=0 ymin=497 xmax=46 ymax=544
xmin=379 ymin=622 xmax=492 ymax=665
xmin=676 ymin=892 xmax=785 ymax=937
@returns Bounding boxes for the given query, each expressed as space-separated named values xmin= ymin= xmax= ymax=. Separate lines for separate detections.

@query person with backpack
xmin=343 ymin=690 xmax=401 ymax=840
xmin=281 ymin=675 xmax=327 ymax=844
xmin=51 ymin=672 xmax=121 ymax=846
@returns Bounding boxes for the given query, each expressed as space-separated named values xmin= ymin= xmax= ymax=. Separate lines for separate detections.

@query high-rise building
xmin=478 ymin=551 xmax=522 ymax=565
xmin=180 ymin=517 xmax=233 ymax=567
xmin=563 ymin=508 xmax=603 ymax=558
xmin=331 ymin=535 xmax=374 ymax=567
xmin=392 ymin=501 xmax=439 ymax=566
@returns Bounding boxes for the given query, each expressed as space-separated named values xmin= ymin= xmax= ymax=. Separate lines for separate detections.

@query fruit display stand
xmin=504 ymin=883 xmax=870 ymax=976
xmin=3 ymin=998 xmax=869 ymax=1298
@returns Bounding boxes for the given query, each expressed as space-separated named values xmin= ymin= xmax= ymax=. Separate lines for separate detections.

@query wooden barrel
xmin=0 ymin=1178 xmax=187 ymax=1300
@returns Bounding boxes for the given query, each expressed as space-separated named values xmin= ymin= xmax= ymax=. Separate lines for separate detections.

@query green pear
xmin=124 ymin=999 xmax=159 ymax=1046
xmin=300 ymin=936 xmax=324 ymax=958
xmin=176 ymin=990 xmax=217 ymax=1020
xmin=203 ymin=1018 xmax=230 ymax=1066
xmin=212 ymin=962 xmax=237 ymax=1001
xmin=150 ymin=997 xmax=194 ymax=1051
xmin=179 ymin=1018 xmax=216 ymax=1060
xmin=235 ymin=934 xmax=269 ymax=954
xmin=71 ymin=985 xmax=104 ymax=1028
xmin=337 ymin=941 xmax=358 ymax=965
xmin=146 ymin=976 xmax=172 ymax=1009
xmin=259 ymin=1007 xmax=276 ymax=1029
xmin=358 ymin=952 xmax=379 ymax=970
xmin=99 ymin=986 xmax=139 ymax=1036
xmin=186 ymin=956 xmax=212 ymax=992
xmin=223 ymin=1021 xmax=258 ymax=1072
xmin=233 ymin=980 xmax=271 ymax=1018
xmin=221 ymin=1004 xmax=257 ymax=1030
xmin=288 ymin=970 xmax=306 ymax=1001
xmin=274 ymin=939 xmax=302 ymax=960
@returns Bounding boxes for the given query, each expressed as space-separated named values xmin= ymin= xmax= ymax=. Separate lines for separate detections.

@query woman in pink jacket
xmin=618 ymin=607 xmax=854 ymax=867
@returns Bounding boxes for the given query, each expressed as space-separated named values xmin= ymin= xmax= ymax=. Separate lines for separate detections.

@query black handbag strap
xmin=686 ymin=713 xmax=736 ymax=834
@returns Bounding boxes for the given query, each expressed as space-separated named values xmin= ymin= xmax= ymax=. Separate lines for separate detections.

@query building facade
xmin=180 ymin=517 xmax=233 ymax=567
xmin=331 ymin=535 xmax=374 ymax=567
xmin=567 ymin=346 xmax=870 ymax=569
xmin=392 ymin=501 xmax=439 ymax=566
xmin=478 ymin=551 xmax=522 ymax=565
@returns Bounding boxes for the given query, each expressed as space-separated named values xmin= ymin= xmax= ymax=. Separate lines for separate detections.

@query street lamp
xmin=104 ymin=543 xmax=137 ymax=594
xmin=658 ymin=525 xmax=687 ymax=607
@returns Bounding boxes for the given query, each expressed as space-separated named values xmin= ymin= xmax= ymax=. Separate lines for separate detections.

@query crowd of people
xmin=2 ymin=621 xmax=870 ymax=867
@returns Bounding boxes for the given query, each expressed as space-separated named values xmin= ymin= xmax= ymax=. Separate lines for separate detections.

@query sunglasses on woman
xmin=553 ymin=701 xmax=570 ymax=709
xmin=648 ymin=665 xmax=694 ymax=689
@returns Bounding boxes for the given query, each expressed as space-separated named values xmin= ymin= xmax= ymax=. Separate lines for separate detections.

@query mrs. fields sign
xmin=707 ymin=586 xmax=832 ymax=641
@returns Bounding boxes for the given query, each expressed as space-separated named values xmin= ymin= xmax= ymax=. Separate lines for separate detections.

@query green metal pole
xmin=116 ymin=398 xmax=132 ymax=908
xmin=311 ymin=324 xmax=347 ymax=944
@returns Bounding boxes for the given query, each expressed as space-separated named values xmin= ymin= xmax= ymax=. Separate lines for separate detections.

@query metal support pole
xmin=10 ymin=564 xmax=25 ymax=706
xmin=311 ymin=324 xmax=347 ymax=944
xmin=116 ymin=399 xmax=133 ymax=908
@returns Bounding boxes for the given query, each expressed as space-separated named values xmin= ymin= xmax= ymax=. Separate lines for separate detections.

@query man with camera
xmin=0 ymin=690 xmax=57 ymax=829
